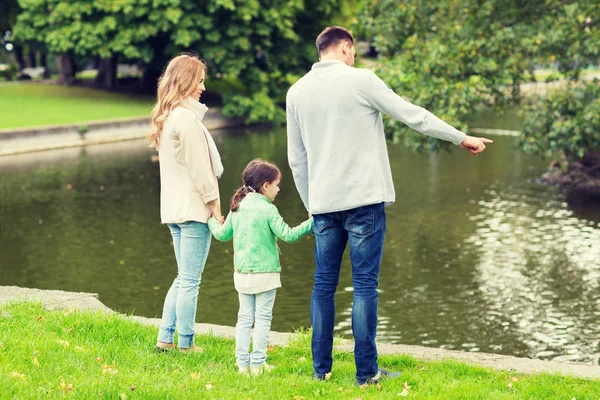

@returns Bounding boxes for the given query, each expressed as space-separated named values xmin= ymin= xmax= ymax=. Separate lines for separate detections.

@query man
xmin=286 ymin=26 xmax=492 ymax=385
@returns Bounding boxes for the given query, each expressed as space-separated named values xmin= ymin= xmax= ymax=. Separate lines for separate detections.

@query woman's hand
xmin=209 ymin=200 xmax=224 ymax=224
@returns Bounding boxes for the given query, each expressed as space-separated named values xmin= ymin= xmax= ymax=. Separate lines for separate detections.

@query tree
xmin=355 ymin=0 xmax=599 ymax=154
xmin=14 ymin=0 xmax=354 ymax=118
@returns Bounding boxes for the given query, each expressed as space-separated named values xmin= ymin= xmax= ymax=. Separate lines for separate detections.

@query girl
xmin=208 ymin=159 xmax=313 ymax=375
xmin=148 ymin=54 xmax=224 ymax=353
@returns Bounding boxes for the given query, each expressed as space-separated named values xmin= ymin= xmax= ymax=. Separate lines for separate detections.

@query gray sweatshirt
xmin=286 ymin=60 xmax=466 ymax=214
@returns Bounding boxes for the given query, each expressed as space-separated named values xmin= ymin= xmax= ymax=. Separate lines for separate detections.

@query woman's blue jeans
xmin=157 ymin=221 xmax=211 ymax=349
xmin=311 ymin=203 xmax=386 ymax=384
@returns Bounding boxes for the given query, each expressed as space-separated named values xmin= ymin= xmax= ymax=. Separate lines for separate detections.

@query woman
xmin=148 ymin=53 xmax=224 ymax=352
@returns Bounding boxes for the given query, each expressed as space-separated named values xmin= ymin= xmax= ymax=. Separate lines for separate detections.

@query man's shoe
xmin=250 ymin=363 xmax=274 ymax=376
xmin=358 ymin=369 xmax=401 ymax=386
xmin=313 ymin=371 xmax=332 ymax=381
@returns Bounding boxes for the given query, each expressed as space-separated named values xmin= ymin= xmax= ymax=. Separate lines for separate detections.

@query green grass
xmin=1 ymin=302 xmax=598 ymax=399
xmin=0 ymin=84 xmax=154 ymax=130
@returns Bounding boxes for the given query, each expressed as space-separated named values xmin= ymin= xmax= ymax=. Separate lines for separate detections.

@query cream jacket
xmin=158 ymin=102 xmax=219 ymax=224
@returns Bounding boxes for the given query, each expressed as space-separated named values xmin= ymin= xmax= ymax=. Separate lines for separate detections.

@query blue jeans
xmin=235 ymin=289 xmax=277 ymax=368
xmin=311 ymin=202 xmax=386 ymax=384
xmin=157 ymin=221 xmax=211 ymax=349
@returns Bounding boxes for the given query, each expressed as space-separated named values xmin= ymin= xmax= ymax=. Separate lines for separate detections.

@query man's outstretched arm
xmin=364 ymin=71 xmax=492 ymax=155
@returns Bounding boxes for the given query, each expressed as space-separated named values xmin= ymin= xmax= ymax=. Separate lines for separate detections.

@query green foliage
xmin=355 ymin=0 xmax=600 ymax=154
xmin=0 ymin=63 xmax=19 ymax=81
xmin=14 ymin=0 xmax=355 ymax=123
xmin=520 ymin=81 xmax=600 ymax=161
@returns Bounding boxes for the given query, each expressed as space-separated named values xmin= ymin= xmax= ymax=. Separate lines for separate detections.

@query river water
xmin=1 ymin=125 xmax=598 ymax=364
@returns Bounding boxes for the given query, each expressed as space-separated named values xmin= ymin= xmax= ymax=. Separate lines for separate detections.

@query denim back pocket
xmin=313 ymin=216 xmax=335 ymax=235
xmin=345 ymin=205 xmax=377 ymax=236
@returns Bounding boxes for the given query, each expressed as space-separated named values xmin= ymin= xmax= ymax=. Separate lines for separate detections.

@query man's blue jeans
xmin=311 ymin=202 xmax=386 ymax=383
xmin=157 ymin=221 xmax=211 ymax=349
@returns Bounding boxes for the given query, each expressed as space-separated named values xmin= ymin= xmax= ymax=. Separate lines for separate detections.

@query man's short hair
xmin=316 ymin=26 xmax=354 ymax=55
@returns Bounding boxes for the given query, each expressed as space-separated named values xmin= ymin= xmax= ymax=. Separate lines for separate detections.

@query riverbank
xmin=2 ymin=286 xmax=600 ymax=385
xmin=0 ymin=108 xmax=245 ymax=156
xmin=538 ymin=152 xmax=600 ymax=206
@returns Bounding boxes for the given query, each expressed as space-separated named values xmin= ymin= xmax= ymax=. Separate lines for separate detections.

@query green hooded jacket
xmin=208 ymin=193 xmax=313 ymax=273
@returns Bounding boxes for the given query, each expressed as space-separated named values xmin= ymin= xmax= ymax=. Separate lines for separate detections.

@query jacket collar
xmin=181 ymin=97 xmax=209 ymax=121
xmin=246 ymin=192 xmax=272 ymax=204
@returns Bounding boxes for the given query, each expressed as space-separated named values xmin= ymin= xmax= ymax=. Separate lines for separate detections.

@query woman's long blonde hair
xmin=148 ymin=54 xmax=207 ymax=149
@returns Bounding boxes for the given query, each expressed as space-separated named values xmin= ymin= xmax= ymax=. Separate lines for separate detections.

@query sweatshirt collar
xmin=181 ymin=97 xmax=209 ymax=121
xmin=311 ymin=60 xmax=347 ymax=71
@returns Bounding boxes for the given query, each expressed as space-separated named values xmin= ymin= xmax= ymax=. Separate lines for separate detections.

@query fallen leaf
xmin=57 ymin=340 xmax=70 ymax=348
xmin=190 ymin=372 xmax=201 ymax=380
xmin=399 ymin=388 xmax=409 ymax=396
xmin=119 ymin=393 xmax=127 ymax=400
xmin=338 ymin=387 xmax=344 ymax=392
xmin=298 ymin=356 xmax=306 ymax=362
xmin=510 ymin=377 xmax=519 ymax=382
xmin=9 ymin=371 xmax=25 ymax=380
xmin=59 ymin=380 xmax=73 ymax=392
xmin=507 ymin=383 xmax=513 ymax=389
xmin=205 ymin=382 xmax=213 ymax=390
xmin=119 ymin=260 xmax=125 ymax=265
xmin=66 ymin=184 xmax=72 ymax=190
xmin=129 ymin=385 xmax=136 ymax=391
xmin=376 ymin=383 xmax=382 ymax=390
xmin=95 ymin=357 xmax=102 ymax=363
xmin=418 ymin=366 xmax=425 ymax=371
xmin=404 ymin=381 xmax=411 ymax=390
xmin=152 ymin=286 xmax=161 ymax=291
xmin=75 ymin=346 xmax=85 ymax=352
xmin=35 ymin=315 xmax=43 ymax=322
xmin=293 ymin=396 xmax=305 ymax=400
xmin=33 ymin=356 xmax=39 ymax=367
xmin=267 ymin=345 xmax=275 ymax=352
xmin=324 ymin=372 xmax=332 ymax=381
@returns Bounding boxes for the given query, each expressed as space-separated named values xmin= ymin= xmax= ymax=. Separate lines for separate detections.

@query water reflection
xmin=1 ymin=128 xmax=599 ymax=364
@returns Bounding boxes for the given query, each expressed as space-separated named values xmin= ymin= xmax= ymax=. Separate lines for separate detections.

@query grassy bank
xmin=0 ymin=84 xmax=154 ymax=130
xmin=1 ymin=302 xmax=598 ymax=399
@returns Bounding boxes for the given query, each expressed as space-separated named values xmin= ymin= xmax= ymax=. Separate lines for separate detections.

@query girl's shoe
xmin=238 ymin=365 xmax=250 ymax=374
xmin=179 ymin=345 xmax=203 ymax=353
xmin=154 ymin=342 xmax=175 ymax=352
xmin=251 ymin=363 xmax=274 ymax=376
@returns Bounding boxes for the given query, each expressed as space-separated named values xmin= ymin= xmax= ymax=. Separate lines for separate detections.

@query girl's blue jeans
xmin=235 ymin=289 xmax=277 ymax=368
xmin=157 ymin=221 xmax=211 ymax=349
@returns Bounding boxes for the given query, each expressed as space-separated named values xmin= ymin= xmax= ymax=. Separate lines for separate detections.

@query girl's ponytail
xmin=230 ymin=186 xmax=252 ymax=212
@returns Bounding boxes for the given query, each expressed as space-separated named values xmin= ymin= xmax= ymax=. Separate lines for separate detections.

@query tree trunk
xmin=12 ymin=43 xmax=25 ymax=70
xmin=56 ymin=53 xmax=76 ymax=85
xmin=27 ymin=49 xmax=36 ymax=68
xmin=40 ymin=51 xmax=50 ymax=78
xmin=94 ymin=56 xmax=118 ymax=89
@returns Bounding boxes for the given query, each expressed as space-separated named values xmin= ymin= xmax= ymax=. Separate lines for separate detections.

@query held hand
xmin=460 ymin=136 xmax=493 ymax=156
xmin=210 ymin=201 xmax=224 ymax=224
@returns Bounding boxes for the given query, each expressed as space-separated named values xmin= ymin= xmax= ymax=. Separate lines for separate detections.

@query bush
xmin=0 ymin=64 xmax=19 ymax=81
xmin=520 ymin=80 xmax=600 ymax=161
